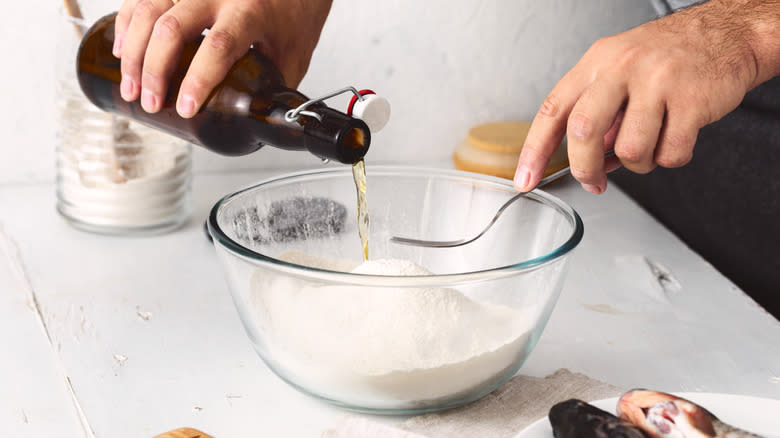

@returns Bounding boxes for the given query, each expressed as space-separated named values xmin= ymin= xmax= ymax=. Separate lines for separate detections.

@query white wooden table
xmin=1 ymin=169 xmax=778 ymax=437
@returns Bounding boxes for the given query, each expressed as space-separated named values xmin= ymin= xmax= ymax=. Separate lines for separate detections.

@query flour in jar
xmin=56 ymin=80 xmax=190 ymax=229
xmin=249 ymin=252 xmax=537 ymax=403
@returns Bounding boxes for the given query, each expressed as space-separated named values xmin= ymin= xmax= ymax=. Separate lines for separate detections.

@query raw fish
xmin=617 ymin=389 xmax=764 ymax=438
xmin=549 ymin=399 xmax=649 ymax=437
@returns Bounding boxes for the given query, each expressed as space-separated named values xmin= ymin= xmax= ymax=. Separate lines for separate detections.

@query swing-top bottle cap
xmin=348 ymin=90 xmax=391 ymax=133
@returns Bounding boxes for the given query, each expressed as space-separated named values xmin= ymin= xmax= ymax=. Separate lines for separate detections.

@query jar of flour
xmin=55 ymin=4 xmax=192 ymax=235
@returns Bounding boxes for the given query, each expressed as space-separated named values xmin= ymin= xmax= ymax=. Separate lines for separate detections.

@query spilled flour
xmin=249 ymin=252 xmax=536 ymax=405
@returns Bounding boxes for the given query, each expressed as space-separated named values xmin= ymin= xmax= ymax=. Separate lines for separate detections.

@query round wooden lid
xmin=454 ymin=120 xmax=569 ymax=180
xmin=466 ymin=121 xmax=532 ymax=153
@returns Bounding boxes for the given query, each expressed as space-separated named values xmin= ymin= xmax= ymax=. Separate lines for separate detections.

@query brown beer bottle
xmin=76 ymin=13 xmax=370 ymax=164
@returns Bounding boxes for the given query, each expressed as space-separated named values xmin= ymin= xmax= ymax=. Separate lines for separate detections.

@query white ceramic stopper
xmin=351 ymin=94 xmax=391 ymax=133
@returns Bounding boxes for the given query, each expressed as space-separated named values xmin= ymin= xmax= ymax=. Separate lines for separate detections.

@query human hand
xmin=113 ymin=0 xmax=333 ymax=118
xmin=514 ymin=0 xmax=777 ymax=194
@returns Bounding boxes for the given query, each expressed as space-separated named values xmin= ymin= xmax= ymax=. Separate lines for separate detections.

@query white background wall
xmin=1 ymin=0 xmax=656 ymax=184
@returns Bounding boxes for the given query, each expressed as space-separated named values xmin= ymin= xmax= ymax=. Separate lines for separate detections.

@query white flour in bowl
xmin=248 ymin=253 xmax=536 ymax=404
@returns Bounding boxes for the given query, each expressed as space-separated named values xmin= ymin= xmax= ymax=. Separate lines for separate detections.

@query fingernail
xmin=178 ymin=94 xmax=196 ymax=118
xmin=514 ymin=165 xmax=531 ymax=191
xmin=112 ymin=34 xmax=123 ymax=57
xmin=582 ymin=183 xmax=604 ymax=194
xmin=120 ymin=76 xmax=134 ymax=101
xmin=141 ymin=88 xmax=157 ymax=112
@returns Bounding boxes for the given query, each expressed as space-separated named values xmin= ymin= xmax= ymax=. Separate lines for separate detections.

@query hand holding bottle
xmin=113 ymin=0 xmax=333 ymax=118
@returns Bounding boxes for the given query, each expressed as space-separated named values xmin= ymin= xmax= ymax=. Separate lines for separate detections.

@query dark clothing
xmin=613 ymin=0 xmax=780 ymax=317
xmin=610 ymin=77 xmax=780 ymax=317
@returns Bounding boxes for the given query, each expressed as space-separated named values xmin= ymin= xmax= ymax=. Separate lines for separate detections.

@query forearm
xmin=739 ymin=0 xmax=780 ymax=85
xmin=667 ymin=0 xmax=780 ymax=90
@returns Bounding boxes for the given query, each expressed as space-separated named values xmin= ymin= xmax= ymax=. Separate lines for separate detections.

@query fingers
xmin=566 ymin=79 xmax=627 ymax=194
xmin=113 ymin=0 xmax=331 ymax=118
xmin=114 ymin=0 xmax=142 ymax=57
xmin=176 ymin=10 xmax=256 ymax=117
xmin=514 ymin=69 xmax=589 ymax=192
xmin=514 ymin=18 xmax=730 ymax=194
xmin=603 ymin=111 xmax=624 ymax=173
xmin=613 ymin=94 xmax=665 ymax=174
xmin=602 ymin=110 xmax=623 ymax=151
xmin=141 ymin=4 xmax=213 ymax=113
xmin=654 ymin=107 xmax=698 ymax=168
xmin=119 ymin=0 xmax=173 ymax=102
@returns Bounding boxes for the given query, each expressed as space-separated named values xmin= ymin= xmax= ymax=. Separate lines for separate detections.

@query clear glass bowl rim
xmin=207 ymin=165 xmax=584 ymax=287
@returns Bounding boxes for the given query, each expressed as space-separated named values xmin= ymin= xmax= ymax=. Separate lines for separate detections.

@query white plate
xmin=515 ymin=392 xmax=780 ymax=438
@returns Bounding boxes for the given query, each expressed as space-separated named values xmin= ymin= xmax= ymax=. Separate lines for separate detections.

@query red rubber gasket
xmin=347 ymin=89 xmax=376 ymax=116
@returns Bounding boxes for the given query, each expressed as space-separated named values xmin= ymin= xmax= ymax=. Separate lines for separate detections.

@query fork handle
xmin=537 ymin=149 xmax=617 ymax=189
xmin=492 ymin=149 xmax=617 ymax=223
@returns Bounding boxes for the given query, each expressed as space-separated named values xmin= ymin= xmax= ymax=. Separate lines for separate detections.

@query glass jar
xmin=55 ymin=6 xmax=192 ymax=235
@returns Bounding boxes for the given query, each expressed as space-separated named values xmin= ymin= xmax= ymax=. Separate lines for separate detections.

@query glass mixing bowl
xmin=208 ymin=165 xmax=583 ymax=414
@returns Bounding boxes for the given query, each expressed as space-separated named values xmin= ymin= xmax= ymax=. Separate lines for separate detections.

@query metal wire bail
xmin=284 ymin=86 xmax=366 ymax=123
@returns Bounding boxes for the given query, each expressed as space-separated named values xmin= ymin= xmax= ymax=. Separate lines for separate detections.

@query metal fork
xmin=390 ymin=150 xmax=616 ymax=248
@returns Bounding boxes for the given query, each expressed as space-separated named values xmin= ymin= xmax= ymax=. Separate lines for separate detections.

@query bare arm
xmin=514 ymin=0 xmax=780 ymax=194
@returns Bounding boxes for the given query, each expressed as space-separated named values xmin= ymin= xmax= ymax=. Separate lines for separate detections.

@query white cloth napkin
xmin=322 ymin=369 xmax=624 ymax=438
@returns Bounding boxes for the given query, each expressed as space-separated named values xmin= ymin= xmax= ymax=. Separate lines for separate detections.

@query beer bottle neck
xmin=301 ymin=106 xmax=371 ymax=164
xmin=250 ymin=89 xmax=371 ymax=164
